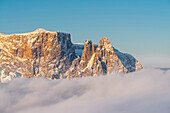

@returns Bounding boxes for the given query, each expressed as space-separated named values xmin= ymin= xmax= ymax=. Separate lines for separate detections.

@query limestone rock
xmin=0 ymin=28 xmax=75 ymax=79
xmin=0 ymin=28 xmax=142 ymax=80
xmin=66 ymin=37 xmax=142 ymax=78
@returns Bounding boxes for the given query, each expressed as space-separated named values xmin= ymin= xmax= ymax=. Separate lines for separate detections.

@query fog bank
xmin=0 ymin=68 xmax=170 ymax=113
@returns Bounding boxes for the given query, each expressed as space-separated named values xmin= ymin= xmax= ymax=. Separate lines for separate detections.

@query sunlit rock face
xmin=0 ymin=29 xmax=75 ymax=79
xmin=0 ymin=28 xmax=142 ymax=80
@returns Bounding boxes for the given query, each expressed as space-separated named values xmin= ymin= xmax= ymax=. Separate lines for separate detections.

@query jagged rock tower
xmin=66 ymin=37 xmax=142 ymax=78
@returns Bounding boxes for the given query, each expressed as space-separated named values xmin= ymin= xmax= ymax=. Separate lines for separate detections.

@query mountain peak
xmin=0 ymin=28 xmax=52 ymax=37
xmin=98 ymin=37 xmax=114 ymax=52
xmin=100 ymin=37 xmax=109 ymax=41
xmin=84 ymin=40 xmax=93 ymax=45
xmin=99 ymin=37 xmax=111 ymax=45
xmin=34 ymin=28 xmax=48 ymax=33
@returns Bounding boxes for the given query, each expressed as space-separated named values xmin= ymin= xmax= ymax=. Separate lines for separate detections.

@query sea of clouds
xmin=0 ymin=68 xmax=170 ymax=113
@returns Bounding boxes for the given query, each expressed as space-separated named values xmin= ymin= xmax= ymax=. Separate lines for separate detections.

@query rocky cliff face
xmin=0 ymin=29 xmax=75 ymax=79
xmin=66 ymin=37 xmax=142 ymax=78
xmin=0 ymin=28 xmax=142 ymax=81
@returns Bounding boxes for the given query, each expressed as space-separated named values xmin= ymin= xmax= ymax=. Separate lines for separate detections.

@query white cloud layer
xmin=0 ymin=68 xmax=170 ymax=113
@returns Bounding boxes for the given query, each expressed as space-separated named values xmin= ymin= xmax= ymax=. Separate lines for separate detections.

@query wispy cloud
xmin=0 ymin=68 xmax=170 ymax=113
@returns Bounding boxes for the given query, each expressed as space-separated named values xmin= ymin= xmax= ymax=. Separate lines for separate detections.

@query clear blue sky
xmin=0 ymin=0 xmax=170 ymax=67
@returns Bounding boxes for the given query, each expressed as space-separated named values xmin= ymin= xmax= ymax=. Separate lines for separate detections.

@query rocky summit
xmin=0 ymin=28 xmax=142 ymax=81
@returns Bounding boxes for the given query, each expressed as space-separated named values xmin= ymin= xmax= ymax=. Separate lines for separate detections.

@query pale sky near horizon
xmin=0 ymin=0 xmax=170 ymax=67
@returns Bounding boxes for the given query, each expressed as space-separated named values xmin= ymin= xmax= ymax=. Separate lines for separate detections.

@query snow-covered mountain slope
xmin=0 ymin=28 xmax=142 ymax=81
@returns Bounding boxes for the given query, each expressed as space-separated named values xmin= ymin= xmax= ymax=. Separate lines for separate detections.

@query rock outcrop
xmin=0 ymin=29 xmax=75 ymax=79
xmin=0 ymin=28 xmax=142 ymax=81
xmin=66 ymin=37 xmax=142 ymax=78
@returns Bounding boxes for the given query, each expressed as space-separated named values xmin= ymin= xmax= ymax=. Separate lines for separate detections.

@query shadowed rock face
xmin=0 ymin=29 xmax=142 ymax=80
